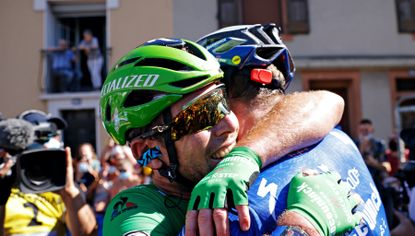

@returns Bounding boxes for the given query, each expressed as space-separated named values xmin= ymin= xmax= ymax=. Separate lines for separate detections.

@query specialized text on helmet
xmin=101 ymin=74 xmax=160 ymax=96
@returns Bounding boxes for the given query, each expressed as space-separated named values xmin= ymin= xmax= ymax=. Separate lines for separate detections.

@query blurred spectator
xmin=386 ymin=137 xmax=401 ymax=176
xmin=79 ymin=29 xmax=103 ymax=90
xmin=355 ymin=118 xmax=387 ymax=179
xmin=109 ymin=159 xmax=143 ymax=199
xmin=76 ymin=143 xmax=100 ymax=203
xmin=122 ymin=145 xmax=137 ymax=166
xmin=93 ymin=164 xmax=118 ymax=213
xmin=400 ymin=127 xmax=415 ymax=161
xmin=401 ymin=161 xmax=415 ymax=222
xmin=107 ymin=145 xmax=125 ymax=167
xmin=354 ymin=118 xmax=396 ymax=227
xmin=99 ymin=138 xmax=116 ymax=166
xmin=47 ymin=39 xmax=79 ymax=92
xmin=108 ymin=145 xmax=136 ymax=167
xmin=93 ymin=161 xmax=118 ymax=236
xmin=78 ymin=143 xmax=100 ymax=171
xmin=91 ymin=143 xmax=140 ymax=236
xmin=391 ymin=210 xmax=415 ymax=236
xmin=0 ymin=145 xmax=12 ymax=178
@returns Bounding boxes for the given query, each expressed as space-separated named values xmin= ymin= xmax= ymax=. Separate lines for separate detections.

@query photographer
xmin=0 ymin=110 xmax=97 ymax=236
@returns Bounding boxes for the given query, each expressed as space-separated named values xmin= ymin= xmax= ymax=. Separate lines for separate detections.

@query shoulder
xmin=106 ymin=185 xmax=160 ymax=214
xmin=103 ymin=185 xmax=185 ymax=236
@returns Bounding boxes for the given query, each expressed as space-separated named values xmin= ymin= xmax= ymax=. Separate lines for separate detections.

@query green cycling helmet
xmin=100 ymin=38 xmax=224 ymax=144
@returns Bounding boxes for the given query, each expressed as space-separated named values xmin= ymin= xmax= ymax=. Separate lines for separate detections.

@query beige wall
xmin=109 ymin=0 xmax=173 ymax=66
xmin=101 ymin=0 xmax=174 ymax=149
xmin=0 ymin=0 xmax=45 ymax=118
xmin=0 ymin=0 xmax=174 ymax=151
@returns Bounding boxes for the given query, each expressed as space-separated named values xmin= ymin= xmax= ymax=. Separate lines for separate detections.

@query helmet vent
xmin=263 ymin=24 xmax=280 ymax=44
xmin=256 ymin=47 xmax=282 ymax=60
xmin=184 ymin=42 xmax=207 ymax=60
xmin=170 ymin=76 xmax=209 ymax=88
xmin=105 ymin=104 xmax=111 ymax=122
xmin=117 ymin=57 xmax=141 ymax=68
xmin=135 ymin=58 xmax=193 ymax=71
xmin=124 ymin=90 xmax=158 ymax=108
xmin=248 ymin=27 xmax=268 ymax=44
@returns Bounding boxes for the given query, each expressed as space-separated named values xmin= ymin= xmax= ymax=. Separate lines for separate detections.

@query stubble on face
xmin=168 ymin=84 xmax=239 ymax=183
xmin=174 ymin=132 xmax=214 ymax=183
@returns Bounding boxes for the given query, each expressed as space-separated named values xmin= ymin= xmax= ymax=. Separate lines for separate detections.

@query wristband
xmin=229 ymin=146 xmax=262 ymax=168
xmin=188 ymin=146 xmax=261 ymax=210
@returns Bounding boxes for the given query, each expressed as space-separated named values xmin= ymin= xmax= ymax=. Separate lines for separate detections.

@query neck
xmin=151 ymin=171 xmax=192 ymax=199
xmin=231 ymin=99 xmax=271 ymax=139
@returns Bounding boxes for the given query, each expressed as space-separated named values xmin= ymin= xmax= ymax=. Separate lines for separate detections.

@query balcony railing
xmin=41 ymin=48 xmax=111 ymax=94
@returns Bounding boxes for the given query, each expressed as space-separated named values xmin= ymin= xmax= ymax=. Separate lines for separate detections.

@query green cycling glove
xmin=286 ymin=172 xmax=362 ymax=235
xmin=188 ymin=146 xmax=261 ymax=210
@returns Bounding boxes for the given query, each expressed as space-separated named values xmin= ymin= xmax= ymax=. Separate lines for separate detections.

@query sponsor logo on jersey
xmin=111 ymin=196 xmax=138 ymax=221
xmin=123 ymin=230 xmax=150 ymax=236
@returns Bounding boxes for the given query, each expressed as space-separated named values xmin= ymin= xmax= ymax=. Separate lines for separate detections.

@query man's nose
xmin=212 ymin=112 xmax=239 ymax=137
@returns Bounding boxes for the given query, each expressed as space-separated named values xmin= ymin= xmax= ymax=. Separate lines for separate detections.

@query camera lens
xmin=16 ymin=148 xmax=66 ymax=193
xmin=25 ymin=161 xmax=48 ymax=182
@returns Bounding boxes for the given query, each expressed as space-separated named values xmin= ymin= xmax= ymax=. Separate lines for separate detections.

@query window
xmin=44 ymin=2 xmax=107 ymax=94
xmin=61 ymin=109 xmax=96 ymax=154
xmin=396 ymin=0 xmax=415 ymax=33
xmin=218 ymin=0 xmax=242 ymax=28
xmin=285 ymin=0 xmax=309 ymax=34
xmin=217 ymin=0 xmax=309 ymax=34
xmin=396 ymin=77 xmax=415 ymax=91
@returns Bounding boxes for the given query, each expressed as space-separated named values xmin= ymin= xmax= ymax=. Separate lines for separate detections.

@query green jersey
xmin=103 ymin=184 xmax=188 ymax=236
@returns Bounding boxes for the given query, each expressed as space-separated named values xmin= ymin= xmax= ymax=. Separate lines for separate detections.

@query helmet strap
xmin=159 ymin=110 xmax=195 ymax=187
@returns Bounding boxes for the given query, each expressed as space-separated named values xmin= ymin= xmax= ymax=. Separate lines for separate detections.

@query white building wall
xmin=286 ymin=74 xmax=303 ymax=93
xmin=360 ymin=70 xmax=393 ymax=140
xmin=286 ymin=0 xmax=415 ymax=56
xmin=172 ymin=0 xmax=218 ymax=41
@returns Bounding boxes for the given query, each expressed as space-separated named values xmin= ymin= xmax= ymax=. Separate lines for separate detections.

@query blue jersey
xmin=228 ymin=129 xmax=390 ymax=235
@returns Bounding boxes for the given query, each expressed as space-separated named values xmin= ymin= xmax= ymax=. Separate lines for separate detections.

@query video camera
xmin=0 ymin=110 xmax=68 ymax=194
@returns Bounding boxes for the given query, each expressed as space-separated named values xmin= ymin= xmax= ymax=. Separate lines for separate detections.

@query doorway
xmin=61 ymin=109 xmax=96 ymax=158
xmin=302 ymin=71 xmax=361 ymax=138
xmin=309 ymin=80 xmax=351 ymax=135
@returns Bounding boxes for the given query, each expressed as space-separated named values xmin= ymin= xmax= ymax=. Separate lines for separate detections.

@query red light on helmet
xmin=250 ymin=69 xmax=272 ymax=84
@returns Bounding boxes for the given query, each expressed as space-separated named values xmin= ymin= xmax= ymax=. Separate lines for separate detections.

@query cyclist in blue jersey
xmin=185 ymin=24 xmax=390 ymax=235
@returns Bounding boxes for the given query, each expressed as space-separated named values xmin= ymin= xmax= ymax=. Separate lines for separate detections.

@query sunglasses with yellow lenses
xmin=138 ymin=86 xmax=230 ymax=141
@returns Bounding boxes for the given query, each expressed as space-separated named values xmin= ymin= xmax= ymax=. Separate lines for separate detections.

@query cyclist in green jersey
xmin=100 ymin=38 xmax=358 ymax=236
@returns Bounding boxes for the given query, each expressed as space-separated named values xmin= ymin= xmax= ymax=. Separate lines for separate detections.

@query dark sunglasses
xmin=138 ymin=85 xmax=230 ymax=141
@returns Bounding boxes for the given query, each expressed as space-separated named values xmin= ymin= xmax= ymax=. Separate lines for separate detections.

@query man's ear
xmin=130 ymin=139 xmax=162 ymax=159
xmin=130 ymin=139 xmax=147 ymax=159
